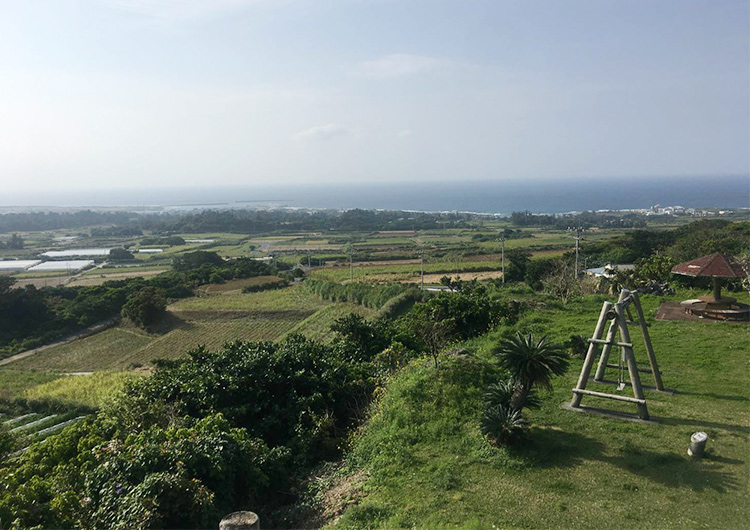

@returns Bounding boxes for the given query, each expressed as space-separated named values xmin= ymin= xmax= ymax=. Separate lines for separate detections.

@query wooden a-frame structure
xmin=567 ymin=289 xmax=665 ymax=422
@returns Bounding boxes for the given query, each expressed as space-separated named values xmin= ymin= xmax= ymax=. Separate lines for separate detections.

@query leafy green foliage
xmin=480 ymin=403 xmax=529 ymax=445
xmin=0 ymin=333 xmax=384 ymax=528
xmin=121 ymin=286 xmax=167 ymax=329
xmin=493 ymin=333 xmax=568 ymax=410
xmin=305 ymin=279 xmax=406 ymax=309
xmin=109 ymin=247 xmax=135 ymax=261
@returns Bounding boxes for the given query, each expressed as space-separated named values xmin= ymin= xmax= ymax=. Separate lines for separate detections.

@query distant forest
xmin=0 ymin=209 xmax=478 ymax=234
xmin=0 ymin=207 xmax=710 ymax=234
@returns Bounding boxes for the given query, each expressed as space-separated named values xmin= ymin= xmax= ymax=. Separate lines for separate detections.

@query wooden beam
xmin=588 ymin=338 xmax=633 ymax=348
xmin=570 ymin=302 xmax=612 ymax=408
xmin=631 ymin=292 xmax=664 ymax=391
xmin=605 ymin=363 xmax=659 ymax=374
xmin=614 ymin=302 xmax=650 ymax=420
xmin=571 ymin=388 xmax=647 ymax=405
xmin=594 ymin=289 xmax=627 ymax=381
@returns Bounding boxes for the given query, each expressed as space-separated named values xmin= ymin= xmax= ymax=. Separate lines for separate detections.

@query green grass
xmin=2 ymin=287 xmax=335 ymax=373
xmin=283 ymin=303 xmax=379 ymax=342
xmin=1 ymin=311 xmax=310 ymax=372
xmin=4 ymin=328 xmax=154 ymax=372
xmin=310 ymin=261 xmax=503 ymax=283
xmin=0 ymin=371 xmax=62 ymax=401
xmin=168 ymin=284 xmax=328 ymax=312
xmin=23 ymin=372 xmax=139 ymax=408
xmin=331 ymin=292 xmax=750 ymax=529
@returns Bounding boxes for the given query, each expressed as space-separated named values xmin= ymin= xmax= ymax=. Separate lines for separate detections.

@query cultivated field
xmin=0 ymin=286 xmax=368 ymax=373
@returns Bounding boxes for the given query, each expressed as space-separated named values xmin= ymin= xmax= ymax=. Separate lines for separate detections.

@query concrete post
xmin=220 ymin=511 xmax=260 ymax=530
xmin=688 ymin=432 xmax=708 ymax=458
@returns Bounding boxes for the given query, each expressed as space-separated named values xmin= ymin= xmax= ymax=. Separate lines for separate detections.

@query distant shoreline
xmin=2 ymin=175 xmax=748 ymax=215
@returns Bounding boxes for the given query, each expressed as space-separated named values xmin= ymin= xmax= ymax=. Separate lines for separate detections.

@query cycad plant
xmin=481 ymin=403 xmax=529 ymax=445
xmin=494 ymin=332 xmax=569 ymax=410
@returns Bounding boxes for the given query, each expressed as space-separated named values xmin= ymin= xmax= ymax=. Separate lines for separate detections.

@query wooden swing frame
xmin=566 ymin=289 xmax=665 ymax=422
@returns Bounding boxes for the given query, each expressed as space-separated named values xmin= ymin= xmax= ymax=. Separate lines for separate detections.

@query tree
xmin=635 ymin=254 xmax=675 ymax=283
xmin=7 ymin=233 xmax=23 ymax=249
xmin=172 ymin=251 xmax=224 ymax=272
xmin=407 ymin=303 xmax=456 ymax=367
xmin=540 ymin=260 xmax=582 ymax=304
xmin=122 ymin=286 xmax=167 ymax=329
xmin=494 ymin=333 xmax=568 ymax=410
xmin=109 ymin=248 xmax=135 ymax=261
xmin=504 ymin=249 xmax=531 ymax=282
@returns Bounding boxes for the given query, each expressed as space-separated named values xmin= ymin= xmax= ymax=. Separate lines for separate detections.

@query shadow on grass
xmin=672 ymin=389 xmax=750 ymax=403
xmin=658 ymin=416 xmax=750 ymax=435
xmin=513 ymin=428 xmax=741 ymax=493
xmin=148 ymin=312 xmax=195 ymax=335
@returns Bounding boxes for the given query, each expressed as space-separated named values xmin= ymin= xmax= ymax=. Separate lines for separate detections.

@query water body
xmin=3 ymin=175 xmax=748 ymax=214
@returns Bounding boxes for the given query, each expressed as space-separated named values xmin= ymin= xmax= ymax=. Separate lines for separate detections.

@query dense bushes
xmin=0 ymin=333 xmax=383 ymax=528
xmin=305 ymin=279 xmax=406 ymax=308
xmin=121 ymin=286 xmax=167 ymax=329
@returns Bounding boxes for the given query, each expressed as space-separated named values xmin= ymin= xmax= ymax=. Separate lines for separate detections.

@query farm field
xmin=284 ymin=302 xmax=378 ymax=342
xmin=1 ymin=286 xmax=362 ymax=374
xmin=331 ymin=291 xmax=750 ymax=529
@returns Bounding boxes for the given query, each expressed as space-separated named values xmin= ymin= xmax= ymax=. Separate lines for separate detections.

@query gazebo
xmin=672 ymin=253 xmax=749 ymax=320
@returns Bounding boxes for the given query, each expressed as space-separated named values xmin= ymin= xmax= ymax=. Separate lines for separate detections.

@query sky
xmin=0 ymin=0 xmax=748 ymax=193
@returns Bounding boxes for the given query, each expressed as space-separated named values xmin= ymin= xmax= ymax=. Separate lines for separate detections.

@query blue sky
xmin=1 ymin=0 xmax=748 ymax=191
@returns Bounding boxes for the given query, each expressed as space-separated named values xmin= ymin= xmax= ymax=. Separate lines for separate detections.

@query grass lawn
xmin=330 ymin=292 xmax=750 ymax=529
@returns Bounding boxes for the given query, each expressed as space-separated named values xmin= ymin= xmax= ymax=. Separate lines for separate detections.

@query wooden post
xmin=594 ymin=290 xmax=627 ymax=381
xmin=220 ymin=511 xmax=260 ymax=530
xmin=712 ymin=277 xmax=721 ymax=302
xmin=571 ymin=302 xmax=612 ymax=408
xmin=630 ymin=292 xmax=664 ymax=390
xmin=614 ymin=303 xmax=649 ymax=420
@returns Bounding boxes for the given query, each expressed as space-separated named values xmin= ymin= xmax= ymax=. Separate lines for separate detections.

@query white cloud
xmin=354 ymin=54 xmax=448 ymax=78
xmin=293 ymin=123 xmax=351 ymax=140
xmin=96 ymin=0 xmax=271 ymax=20
xmin=396 ymin=129 xmax=413 ymax=138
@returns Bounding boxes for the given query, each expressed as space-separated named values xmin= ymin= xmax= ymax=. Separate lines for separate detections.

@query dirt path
xmin=0 ymin=317 xmax=120 ymax=367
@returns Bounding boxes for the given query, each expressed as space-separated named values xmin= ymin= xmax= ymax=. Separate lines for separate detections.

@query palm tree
xmin=494 ymin=332 xmax=569 ymax=410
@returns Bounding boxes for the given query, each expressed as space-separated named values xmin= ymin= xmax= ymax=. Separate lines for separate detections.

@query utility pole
xmin=573 ymin=226 xmax=582 ymax=279
xmin=348 ymin=247 xmax=353 ymax=281
xmin=420 ymin=246 xmax=425 ymax=290
xmin=307 ymin=250 xmax=311 ymax=268
xmin=498 ymin=230 xmax=506 ymax=284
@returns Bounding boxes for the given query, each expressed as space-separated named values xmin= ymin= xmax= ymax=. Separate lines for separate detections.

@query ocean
xmin=2 ymin=175 xmax=748 ymax=214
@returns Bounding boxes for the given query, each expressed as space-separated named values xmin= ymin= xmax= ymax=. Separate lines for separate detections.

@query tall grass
xmin=24 ymin=372 xmax=140 ymax=409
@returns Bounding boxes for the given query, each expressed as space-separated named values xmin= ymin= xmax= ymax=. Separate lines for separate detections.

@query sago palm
xmin=494 ymin=332 xmax=569 ymax=410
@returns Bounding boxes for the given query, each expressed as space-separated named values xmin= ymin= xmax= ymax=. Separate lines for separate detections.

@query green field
xmin=330 ymin=292 xmax=750 ymax=529
xmin=0 ymin=371 xmax=62 ymax=401
xmin=23 ymin=372 xmax=139 ymax=408
xmin=1 ymin=286 xmax=372 ymax=373
xmin=284 ymin=303 xmax=379 ymax=342
xmin=169 ymin=284 xmax=327 ymax=312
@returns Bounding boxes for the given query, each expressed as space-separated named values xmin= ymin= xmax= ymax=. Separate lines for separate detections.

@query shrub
xmin=121 ymin=286 xmax=167 ymax=329
xmin=481 ymin=404 xmax=528 ymax=445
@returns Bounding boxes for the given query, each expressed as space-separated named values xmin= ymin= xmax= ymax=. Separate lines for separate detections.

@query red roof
xmin=671 ymin=253 xmax=745 ymax=278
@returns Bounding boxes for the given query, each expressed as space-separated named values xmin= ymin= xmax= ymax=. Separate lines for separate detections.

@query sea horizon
xmin=2 ymin=174 xmax=748 ymax=215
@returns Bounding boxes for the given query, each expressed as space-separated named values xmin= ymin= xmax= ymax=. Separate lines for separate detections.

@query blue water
xmin=3 ymin=175 xmax=748 ymax=214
